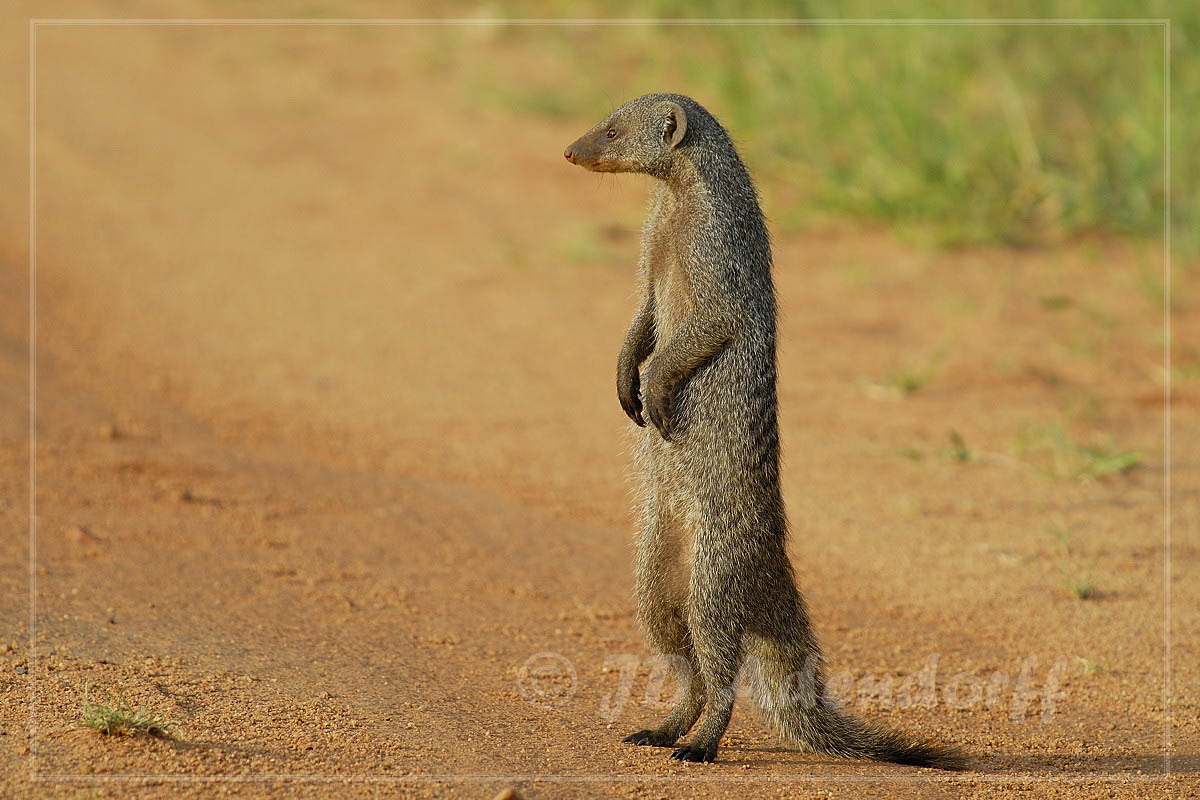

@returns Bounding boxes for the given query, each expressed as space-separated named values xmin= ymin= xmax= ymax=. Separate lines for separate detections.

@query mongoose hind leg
xmin=670 ymin=562 xmax=746 ymax=763
xmin=622 ymin=665 xmax=704 ymax=748
xmin=624 ymin=480 xmax=705 ymax=748
xmin=622 ymin=634 xmax=705 ymax=748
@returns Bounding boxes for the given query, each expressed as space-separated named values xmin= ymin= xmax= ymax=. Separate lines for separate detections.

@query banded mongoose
xmin=564 ymin=93 xmax=965 ymax=768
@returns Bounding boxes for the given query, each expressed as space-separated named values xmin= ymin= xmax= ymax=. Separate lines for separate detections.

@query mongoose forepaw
xmin=646 ymin=401 xmax=673 ymax=441
xmin=670 ymin=745 xmax=716 ymax=763
xmin=642 ymin=368 xmax=675 ymax=441
xmin=617 ymin=364 xmax=645 ymax=427
xmin=622 ymin=729 xmax=678 ymax=747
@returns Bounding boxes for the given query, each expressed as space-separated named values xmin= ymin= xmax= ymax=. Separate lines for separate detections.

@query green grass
xmin=886 ymin=362 xmax=937 ymax=395
xmin=946 ymin=430 xmax=971 ymax=462
xmin=1038 ymin=294 xmax=1072 ymax=311
xmin=893 ymin=431 xmax=970 ymax=463
xmin=467 ymin=0 xmax=1195 ymax=254
xmin=1050 ymin=524 xmax=1100 ymax=600
xmin=1076 ymin=657 xmax=1109 ymax=673
xmin=1175 ymin=362 xmax=1200 ymax=380
xmin=78 ymin=685 xmax=178 ymax=738
xmin=863 ymin=352 xmax=942 ymax=399
xmin=1017 ymin=422 xmax=1142 ymax=479
xmin=1064 ymin=568 xmax=1098 ymax=599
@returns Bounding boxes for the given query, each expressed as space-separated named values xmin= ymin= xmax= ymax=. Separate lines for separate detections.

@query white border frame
xmin=27 ymin=16 xmax=1173 ymax=788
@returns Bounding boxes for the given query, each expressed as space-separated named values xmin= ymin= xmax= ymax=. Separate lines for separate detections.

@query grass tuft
xmin=1017 ymin=423 xmax=1141 ymax=480
xmin=887 ymin=365 xmax=935 ymax=396
xmin=1050 ymin=524 xmax=1101 ymax=601
xmin=1064 ymin=569 xmax=1098 ymax=600
xmin=79 ymin=685 xmax=178 ymax=738
xmin=947 ymin=430 xmax=971 ymax=462
xmin=865 ymin=353 xmax=943 ymax=400
xmin=1038 ymin=294 xmax=1072 ymax=311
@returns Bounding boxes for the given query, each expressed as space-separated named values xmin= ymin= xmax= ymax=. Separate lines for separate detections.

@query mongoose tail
xmin=748 ymin=632 xmax=968 ymax=770
xmin=774 ymin=700 xmax=969 ymax=770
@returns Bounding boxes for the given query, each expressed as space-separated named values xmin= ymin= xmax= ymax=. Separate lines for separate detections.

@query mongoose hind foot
xmin=670 ymin=745 xmax=717 ymax=763
xmin=622 ymin=729 xmax=679 ymax=748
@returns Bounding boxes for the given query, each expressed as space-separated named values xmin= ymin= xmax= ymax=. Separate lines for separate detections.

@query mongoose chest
xmin=643 ymin=198 xmax=696 ymax=343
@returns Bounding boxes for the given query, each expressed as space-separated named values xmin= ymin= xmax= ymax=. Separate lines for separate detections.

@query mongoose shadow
xmin=564 ymin=93 xmax=966 ymax=769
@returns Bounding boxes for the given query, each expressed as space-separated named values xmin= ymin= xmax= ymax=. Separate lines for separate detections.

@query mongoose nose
xmin=564 ymin=149 xmax=575 ymax=163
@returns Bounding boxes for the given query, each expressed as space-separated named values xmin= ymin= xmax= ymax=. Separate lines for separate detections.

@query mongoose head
xmin=563 ymin=93 xmax=692 ymax=178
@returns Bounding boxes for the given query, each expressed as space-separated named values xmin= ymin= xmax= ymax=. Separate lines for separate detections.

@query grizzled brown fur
xmin=565 ymin=93 xmax=965 ymax=769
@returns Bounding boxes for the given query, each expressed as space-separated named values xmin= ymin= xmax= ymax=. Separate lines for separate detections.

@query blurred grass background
xmin=440 ymin=0 xmax=1192 ymax=254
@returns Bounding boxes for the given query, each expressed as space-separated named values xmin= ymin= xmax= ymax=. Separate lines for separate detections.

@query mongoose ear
xmin=664 ymin=102 xmax=688 ymax=149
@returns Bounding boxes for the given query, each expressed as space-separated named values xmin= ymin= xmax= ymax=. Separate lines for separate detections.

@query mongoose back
xmin=564 ymin=93 xmax=965 ymax=769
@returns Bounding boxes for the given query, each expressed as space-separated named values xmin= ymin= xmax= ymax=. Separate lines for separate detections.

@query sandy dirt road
xmin=1 ymin=4 xmax=1197 ymax=798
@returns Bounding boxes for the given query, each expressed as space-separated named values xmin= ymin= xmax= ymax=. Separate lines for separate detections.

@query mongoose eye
xmin=606 ymin=128 xmax=618 ymax=139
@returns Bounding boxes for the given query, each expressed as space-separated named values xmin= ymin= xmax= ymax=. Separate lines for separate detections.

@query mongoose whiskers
xmin=564 ymin=93 xmax=966 ymax=768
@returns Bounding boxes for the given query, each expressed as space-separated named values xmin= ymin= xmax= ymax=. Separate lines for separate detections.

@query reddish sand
xmin=1 ymin=5 xmax=1196 ymax=799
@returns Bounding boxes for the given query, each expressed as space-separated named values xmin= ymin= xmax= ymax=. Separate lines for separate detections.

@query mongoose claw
xmin=617 ymin=367 xmax=645 ymax=427
xmin=670 ymin=745 xmax=716 ymax=763
xmin=646 ymin=400 xmax=673 ymax=442
xmin=641 ymin=360 xmax=675 ymax=441
xmin=620 ymin=396 xmax=645 ymax=427
xmin=622 ymin=729 xmax=677 ymax=747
